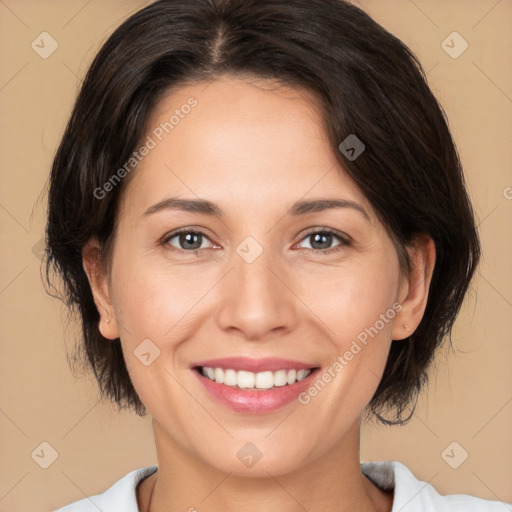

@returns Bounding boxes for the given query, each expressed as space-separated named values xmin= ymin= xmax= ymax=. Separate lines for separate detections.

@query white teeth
xmin=297 ymin=369 xmax=308 ymax=381
xmin=200 ymin=366 xmax=313 ymax=389
xmin=214 ymin=367 xmax=224 ymax=384
xmin=255 ymin=371 xmax=274 ymax=389
xmin=237 ymin=370 xmax=255 ymax=389
xmin=224 ymin=369 xmax=237 ymax=386
xmin=273 ymin=369 xmax=288 ymax=387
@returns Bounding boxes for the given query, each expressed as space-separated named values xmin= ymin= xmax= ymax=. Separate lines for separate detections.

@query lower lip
xmin=193 ymin=368 xmax=318 ymax=414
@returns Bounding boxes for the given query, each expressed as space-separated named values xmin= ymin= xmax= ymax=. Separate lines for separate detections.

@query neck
xmin=139 ymin=418 xmax=393 ymax=512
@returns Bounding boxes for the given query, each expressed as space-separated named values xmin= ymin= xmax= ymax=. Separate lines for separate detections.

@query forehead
xmin=120 ymin=76 xmax=373 ymax=220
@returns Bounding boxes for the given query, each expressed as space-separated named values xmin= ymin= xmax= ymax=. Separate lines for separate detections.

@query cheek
xmin=295 ymin=250 xmax=400 ymax=402
xmin=296 ymin=251 xmax=400 ymax=343
xmin=294 ymin=273 xmax=398 ymax=427
xmin=108 ymin=253 xmax=193 ymax=413
xmin=110 ymin=248 xmax=206 ymax=341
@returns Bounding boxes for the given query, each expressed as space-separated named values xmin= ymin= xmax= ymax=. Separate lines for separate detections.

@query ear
xmin=392 ymin=233 xmax=436 ymax=340
xmin=82 ymin=237 xmax=119 ymax=340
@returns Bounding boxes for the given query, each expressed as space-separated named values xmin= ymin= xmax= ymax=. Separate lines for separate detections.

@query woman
xmin=46 ymin=0 xmax=508 ymax=510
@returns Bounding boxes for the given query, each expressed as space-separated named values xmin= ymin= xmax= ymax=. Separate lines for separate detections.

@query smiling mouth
xmin=193 ymin=366 xmax=320 ymax=391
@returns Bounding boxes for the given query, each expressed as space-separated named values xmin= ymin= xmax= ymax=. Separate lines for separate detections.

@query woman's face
xmin=93 ymin=76 xmax=414 ymax=476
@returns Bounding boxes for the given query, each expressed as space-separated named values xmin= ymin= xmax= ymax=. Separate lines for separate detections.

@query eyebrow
xmin=143 ymin=197 xmax=371 ymax=222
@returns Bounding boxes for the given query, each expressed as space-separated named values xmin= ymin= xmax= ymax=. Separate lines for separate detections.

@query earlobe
xmin=82 ymin=237 xmax=120 ymax=340
xmin=392 ymin=234 xmax=436 ymax=340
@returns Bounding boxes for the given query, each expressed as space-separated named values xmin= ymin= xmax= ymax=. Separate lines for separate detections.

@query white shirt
xmin=52 ymin=461 xmax=510 ymax=511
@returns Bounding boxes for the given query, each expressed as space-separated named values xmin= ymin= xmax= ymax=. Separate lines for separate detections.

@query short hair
xmin=45 ymin=0 xmax=480 ymax=425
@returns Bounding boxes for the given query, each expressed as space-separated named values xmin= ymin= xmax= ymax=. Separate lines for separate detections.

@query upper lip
xmin=191 ymin=357 xmax=319 ymax=373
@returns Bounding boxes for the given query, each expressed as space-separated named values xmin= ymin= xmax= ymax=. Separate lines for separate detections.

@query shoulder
xmin=51 ymin=465 xmax=158 ymax=512
xmin=361 ymin=460 xmax=510 ymax=511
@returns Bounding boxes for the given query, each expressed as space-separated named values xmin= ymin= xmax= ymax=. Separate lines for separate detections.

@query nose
xmin=215 ymin=243 xmax=298 ymax=341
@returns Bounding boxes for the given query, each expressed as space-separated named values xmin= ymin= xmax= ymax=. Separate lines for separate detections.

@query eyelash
xmin=160 ymin=227 xmax=352 ymax=255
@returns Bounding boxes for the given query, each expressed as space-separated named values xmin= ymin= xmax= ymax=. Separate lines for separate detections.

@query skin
xmin=83 ymin=75 xmax=435 ymax=512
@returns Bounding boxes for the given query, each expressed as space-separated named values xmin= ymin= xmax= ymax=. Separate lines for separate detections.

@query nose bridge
xmin=215 ymin=235 xmax=296 ymax=339
xmin=236 ymin=238 xmax=277 ymax=296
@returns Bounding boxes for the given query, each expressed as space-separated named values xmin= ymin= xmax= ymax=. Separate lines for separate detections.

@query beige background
xmin=0 ymin=0 xmax=511 ymax=510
